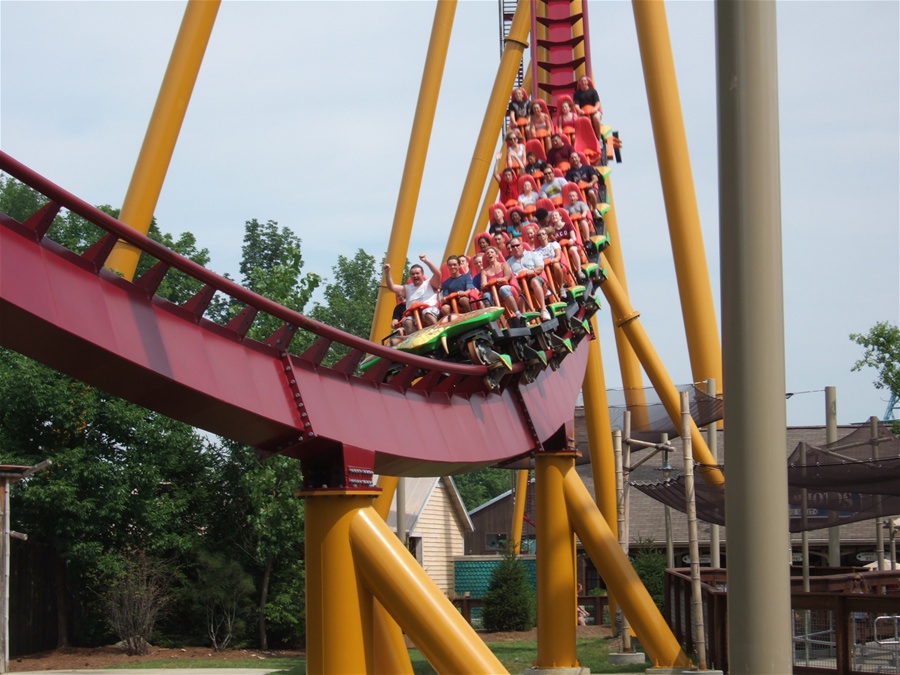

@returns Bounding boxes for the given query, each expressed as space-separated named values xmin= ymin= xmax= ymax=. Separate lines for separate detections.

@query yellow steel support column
xmin=466 ymin=65 xmax=533 ymax=255
xmin=632 ymin=0 xmax=723 ymax=389
xmin=510 ymin=468 xmax=529 ymax=554
xmin=581 ymin=324 xmax=619 ymax=619
xmin=367 ymin=9 xmax=457 ymax=664
xmin=582 ymin=326 xmax=616 ymax=529
xmin=599 ymin=255 xmax=725 ymax=486
xmin=443 ymin=0 xmax=531 ymax=260
xmin=106 ymin=0 xmax=220 ymax=281
xmin=534 ymin=453 xmax=578 ymax=669
xmin=370 ymin=476 xmax=412 ymax=675
xmin=371 ymin=0 xmax=458 ymax=342
xmin=563 ymin=468 xmax=692 ymax=669
xmin=598 ymin=182 xmax=650 ymax=425
xmin=350 ymin=507 xmax=507 ymax=674
xmin=304 ymin=490 xmax=380 ymax=674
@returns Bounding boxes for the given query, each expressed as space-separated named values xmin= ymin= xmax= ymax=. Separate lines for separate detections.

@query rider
xmin=383 ymin=253 xmax=442 ymax=334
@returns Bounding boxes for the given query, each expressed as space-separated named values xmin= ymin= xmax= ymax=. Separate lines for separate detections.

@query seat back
xmin=574 ymin=117 xmax=602 ymax=165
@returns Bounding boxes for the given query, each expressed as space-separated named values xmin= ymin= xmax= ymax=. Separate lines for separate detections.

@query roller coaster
xmin=0 ymin=0 xmax=789 ymax=672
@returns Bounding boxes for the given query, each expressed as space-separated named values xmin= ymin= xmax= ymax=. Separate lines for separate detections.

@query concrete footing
xmin=608 ymin=651 xmax=646 ymax=666
xmin=522 ymin=667 xmax=590 ymax=675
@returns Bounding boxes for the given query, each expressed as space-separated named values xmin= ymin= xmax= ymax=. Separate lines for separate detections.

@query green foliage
xmin=454 ymin=468 xmax=516 ymax=511
xmin=182 ymin=551 xmax=255 ymax=651
xmin=482 ymin=547 xmax=534 ymax=632
xmin=236 ymin=448 xmax=306 ymax=648
xmin=309 ymin=249 xmax=380 ymax=364
xmin=850 ymin=321 xmax=900 ymax=401
xmin=0 ymin=173 xmax=45 ymax=221
xmin=630 ymin=546 xmax=667 ymax=612
xmin=262 ymin=558 xmax=306 ymax=648
xmin=210 ymin=218 xmax=320 ymax=354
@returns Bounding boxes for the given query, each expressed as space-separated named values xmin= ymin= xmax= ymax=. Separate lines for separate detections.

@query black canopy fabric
xmin=631 ymin=424 xmax=900 ymax=533
xmin=607 ymin=384 xmax=723 ymax=442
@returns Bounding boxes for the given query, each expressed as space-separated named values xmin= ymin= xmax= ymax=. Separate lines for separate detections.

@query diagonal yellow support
xmin=106 ymin=0 xmax=221 ymax=281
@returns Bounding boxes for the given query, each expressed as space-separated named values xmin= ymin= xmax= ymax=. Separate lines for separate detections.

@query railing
xmin=452 ymin=594 xmax=610 ymax=628
xmin=665 ymin=568 xmax=900 ymax=674
xmin=0 ymin=151 xmax=496 ymax=388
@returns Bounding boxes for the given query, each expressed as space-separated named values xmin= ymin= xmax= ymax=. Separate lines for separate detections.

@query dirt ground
xmin=8 ymin=646 xmax=304 ymax=672
xmin=12 ymin=626 xmax=613 ymax=671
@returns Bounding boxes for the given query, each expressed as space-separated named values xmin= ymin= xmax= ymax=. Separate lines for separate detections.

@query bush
xmin=103 ymin=551 xmax=172 ymax=655
xmin=182 ymin=551 xmax=255 ymax=651
xmin=630 ymin=546 xmax=666 ymax=612
xmin=482 ymin=546 xmax=534 ymax=632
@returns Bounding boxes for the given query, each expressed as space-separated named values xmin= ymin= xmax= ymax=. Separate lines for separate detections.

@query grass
xmin=108 ymin=638 xmax=649 ymax=673
xmin=103 ymin=659 xmax=303 ymax=671
xmin=409 ymin=637 xmax=648 ymax=674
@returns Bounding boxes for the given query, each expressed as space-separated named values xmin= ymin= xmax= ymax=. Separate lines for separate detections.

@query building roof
xmin=383 ymin=476 xmax=474 ymax=533
xmin=572 ymin=419 xmax=897 ymax=547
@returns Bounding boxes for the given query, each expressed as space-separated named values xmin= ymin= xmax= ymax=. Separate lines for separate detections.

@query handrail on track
xmin=0 ymin=151 xmax=493 ymax=378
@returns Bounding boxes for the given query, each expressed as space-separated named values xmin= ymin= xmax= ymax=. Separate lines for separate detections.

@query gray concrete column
xmin=716 ymin=1 xmax=793 ymax=672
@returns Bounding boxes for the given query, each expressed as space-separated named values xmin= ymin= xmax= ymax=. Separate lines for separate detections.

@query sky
xmin=1 ymin=0 xmax=898 ymax=428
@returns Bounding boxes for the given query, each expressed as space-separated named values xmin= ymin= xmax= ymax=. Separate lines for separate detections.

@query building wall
xmin=413 ymin=479 xmax=467 ymax=593
xmin=466 ymin=485 xmax=536 ymax=555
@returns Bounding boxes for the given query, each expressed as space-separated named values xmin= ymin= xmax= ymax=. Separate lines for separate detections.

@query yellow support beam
xmin=510 ymin=467 xmax=529 ymax=554
xmin=564 ymin=468 xmax=692 ymax=669
xmin=443 ymin=0 xmax=531 ymax=261
xmin=106 ymin=0 xmax=221 ymax=281
xmin=350 ymin=507 xmax=508 ymax=674
xmin=599 ymin=255 xmax=725 ymax=486
xmin=304 ymin=490 xmax=379 ymax=674
xmin=370 ymin=0 xmax=459 ymax=343
xmin=535 ymin=453 xmax=578 ymax=669
xmin=632 ymin=0 xmax=723 ymax=390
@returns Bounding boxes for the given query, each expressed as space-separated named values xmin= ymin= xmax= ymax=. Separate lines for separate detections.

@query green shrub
xmin=630 ymin=546 xmax=666 ymax=612
xmin=482 ymin=546 xmax=534 ymax=632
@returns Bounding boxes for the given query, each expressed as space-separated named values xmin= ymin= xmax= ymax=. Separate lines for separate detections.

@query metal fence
xmin=665 ymin=568 xmax=900 ymax=674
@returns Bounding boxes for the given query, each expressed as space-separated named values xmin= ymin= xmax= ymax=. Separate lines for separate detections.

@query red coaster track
xmin=0 ymin=151 xmax=595 ymax=483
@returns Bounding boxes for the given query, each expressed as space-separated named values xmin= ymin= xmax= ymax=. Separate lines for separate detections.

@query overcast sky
xmin=2 ymin=1 xmax=898 ymax=428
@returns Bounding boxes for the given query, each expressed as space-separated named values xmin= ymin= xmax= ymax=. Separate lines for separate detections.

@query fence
xmin=665 ymin=568 xmax=900 ymax=674
xmin=452 ymin=594 xmax=610 ymax=629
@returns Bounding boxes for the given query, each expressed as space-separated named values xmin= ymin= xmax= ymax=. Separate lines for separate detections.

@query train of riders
xmin=384 ymin=213 xmax=597 ymax=337
xmin=381 ymin=85 xmax=611 ymax=339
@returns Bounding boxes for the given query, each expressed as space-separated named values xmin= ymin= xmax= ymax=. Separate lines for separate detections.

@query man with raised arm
xmin=383 ymin=253 xmax=442 ymax=335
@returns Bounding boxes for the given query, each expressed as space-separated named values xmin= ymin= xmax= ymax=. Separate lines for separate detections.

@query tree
xmin=0 ymin=347 xmax=220 ymax=645
xmin=309 ymin=249 xmax=381 ymax=364
xmin=184 ymin=551 xmax=255 ymax=651
xmin=239 ymin=448 xmax=306 ymax=649
xmin=482 ymin=546 xmax=533 ymax=632
xmin=630 ymin=545 xmax=666 ymax=612
xmin=850 ymin=321 xmax=900 ymax=401
xmin=103 ymin=551 xmax=173 ymax=655
xmin=454 ymin=468 xmax=516 ymax=511
xmin=210 ymin=218 xmax=320 ymax=354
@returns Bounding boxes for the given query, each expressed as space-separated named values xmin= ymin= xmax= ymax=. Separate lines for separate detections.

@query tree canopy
xmin=850 ymin=321 xmax=900 ymax=402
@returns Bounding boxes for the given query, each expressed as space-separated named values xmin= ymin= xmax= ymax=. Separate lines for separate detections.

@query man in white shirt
xmin=383 ymin=253 xmax=442 ymax=334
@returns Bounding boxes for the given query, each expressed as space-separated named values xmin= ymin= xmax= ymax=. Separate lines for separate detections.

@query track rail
xmin=0 ymin=152 xmax=597 ymax=479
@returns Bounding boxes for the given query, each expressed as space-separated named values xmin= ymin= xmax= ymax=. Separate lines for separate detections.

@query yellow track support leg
xmin=564 ymin=469 xmax=692 ymax=670
xmin=350 ymin=507 xmax=507 ymax=674
xmin=305 ymin=491 xmax=379 ymax=674
xmin=534 ymin=453 xmax=578 ymax=669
